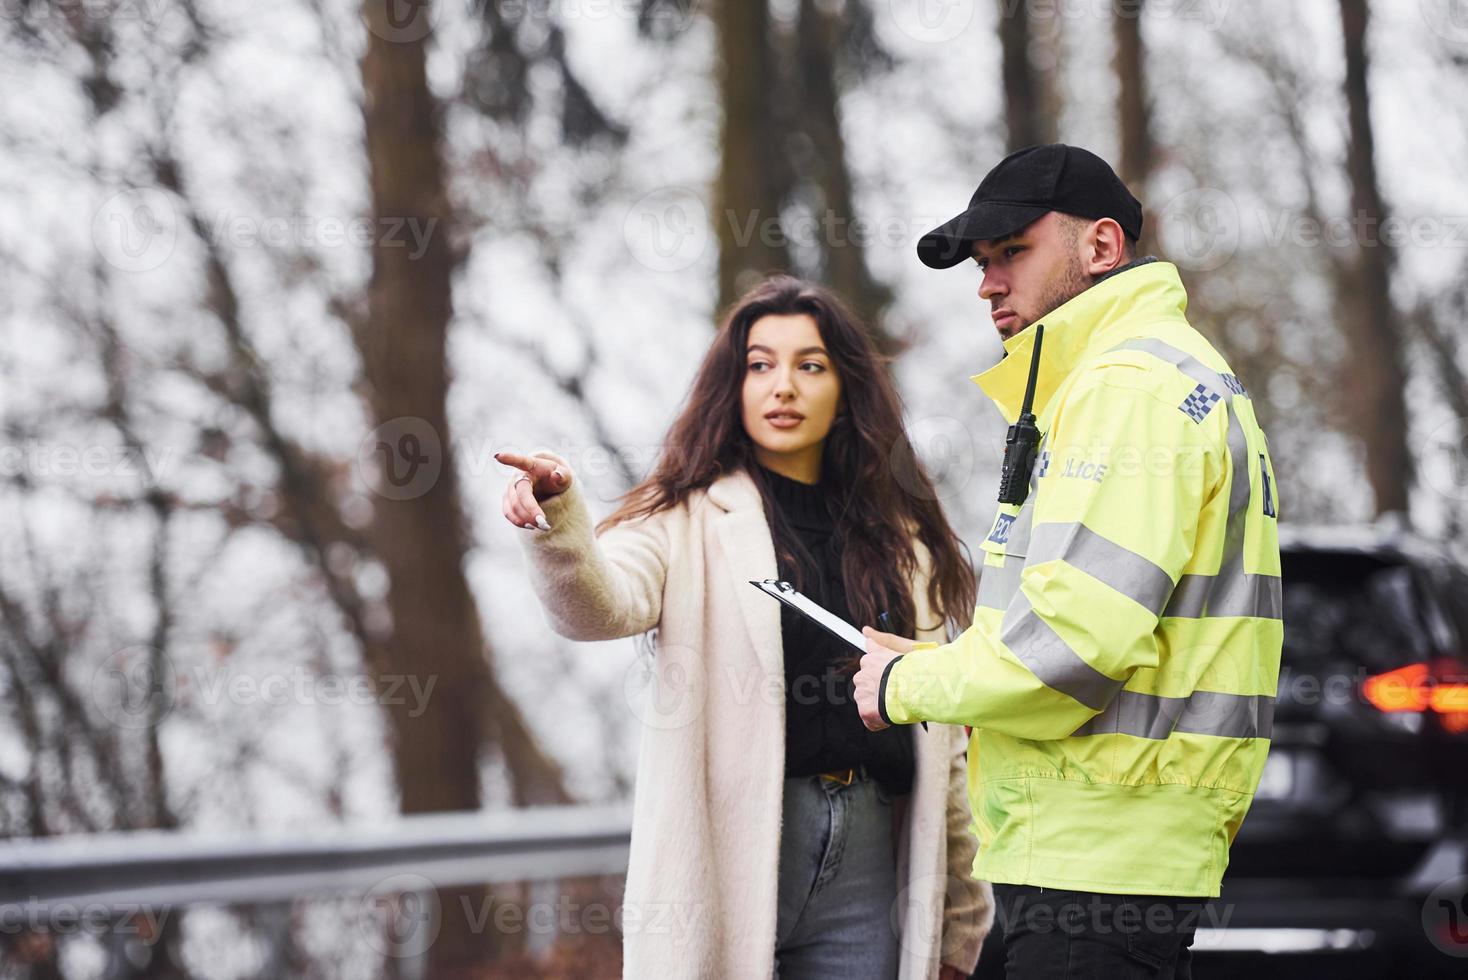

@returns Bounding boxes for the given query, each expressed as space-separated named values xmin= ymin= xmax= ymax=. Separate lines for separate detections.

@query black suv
xmin=973 ymin=525 xmax=1468 ymax=978
xmin=1202 ymin=525 xmax=1468 ymax=977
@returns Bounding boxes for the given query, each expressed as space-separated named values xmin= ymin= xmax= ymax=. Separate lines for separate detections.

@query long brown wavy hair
xmin=599 ymin=275 xmax=976 ymax=642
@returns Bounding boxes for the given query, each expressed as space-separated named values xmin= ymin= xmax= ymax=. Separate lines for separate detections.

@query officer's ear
xmin=1082 ymin=218 xmax=1129 ymax=277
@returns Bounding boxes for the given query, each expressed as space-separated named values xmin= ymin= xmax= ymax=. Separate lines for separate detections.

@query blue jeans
xmin=774 ymin=773 xmax=900 ymax=979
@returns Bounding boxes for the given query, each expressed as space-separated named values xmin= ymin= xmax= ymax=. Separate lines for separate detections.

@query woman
xmin=497 ymin=276 xmax=992 ymax=979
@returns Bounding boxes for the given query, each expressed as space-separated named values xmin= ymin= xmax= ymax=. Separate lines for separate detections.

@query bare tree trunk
xmin=794 ymin=0 xmax=895 ymax=350
xmin=1113 ymin=0 xmax=1156 ymax=248
xmin=358 ymin=0 xmax=567 ymax=965
xmin=1336 ymin=0 xmax=1411 ymax=518
xmin=359 ymin=0 xmax=481 ymax=818
xmin=1113 ymin=0 xmax=1152 ymax=187
xmin=996 ymin=0 xmax=1057 ymax=151
xmin=714 ymin=0 xmax=793 ymax=310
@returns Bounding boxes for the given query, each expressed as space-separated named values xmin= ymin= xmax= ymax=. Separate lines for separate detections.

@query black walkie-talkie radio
xmin=997 ymin=323 xmax=1045 ymax=506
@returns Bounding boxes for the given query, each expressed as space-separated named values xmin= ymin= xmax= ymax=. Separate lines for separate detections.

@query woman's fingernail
xmin=535 ymin=516 xmax=552 ymax=532
xmin=523 ymin=523 xmax=536 ymax=530
xmin=553 ymin=470 xmax=564 ymax=483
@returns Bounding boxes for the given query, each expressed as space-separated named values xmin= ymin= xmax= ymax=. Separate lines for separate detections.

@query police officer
xmin=854 ymin=144 xmax=1283 ymax=979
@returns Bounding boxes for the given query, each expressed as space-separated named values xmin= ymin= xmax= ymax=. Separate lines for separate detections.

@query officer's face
xmin=740 ymin=313 xmax=843 ymax=483
xmin=973 ymin=211 xmax=1093 ymax=341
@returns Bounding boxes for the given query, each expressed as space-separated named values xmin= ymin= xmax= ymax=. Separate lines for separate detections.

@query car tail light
xmin=1363 ymin=659 xmax=1468 ymax=732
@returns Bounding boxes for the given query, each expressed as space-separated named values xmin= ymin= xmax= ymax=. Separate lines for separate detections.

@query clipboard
xmin=749 ymin=579 xmax=867 ymax=651
xmin=750 ymin=578 xmax=933 ymax=731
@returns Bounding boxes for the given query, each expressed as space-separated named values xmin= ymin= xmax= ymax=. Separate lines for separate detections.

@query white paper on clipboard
xmin=750 ymin=579 xmax=867 ymax=651
xmin=752 ymin=579 xmax=930 ymax=730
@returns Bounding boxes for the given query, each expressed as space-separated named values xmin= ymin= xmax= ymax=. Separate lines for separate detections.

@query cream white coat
xmin=518 ymin=456 xmax=993 ymax=979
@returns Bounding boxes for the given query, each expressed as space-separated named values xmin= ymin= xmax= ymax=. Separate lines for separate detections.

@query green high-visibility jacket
xmin=881 ymin=260 xmax=1282 ymax=897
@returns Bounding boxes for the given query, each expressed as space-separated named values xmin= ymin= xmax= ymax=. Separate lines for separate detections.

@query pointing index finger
xmin=493 ymin=451 xmax=554 ymax=477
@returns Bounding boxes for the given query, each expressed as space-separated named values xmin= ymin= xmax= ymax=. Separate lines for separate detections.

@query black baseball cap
xmin=917 ymin=144 xmax=1144 ymax=269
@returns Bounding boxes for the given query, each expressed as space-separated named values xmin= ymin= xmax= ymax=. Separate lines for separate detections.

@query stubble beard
xmin=1026 ymin=253 xmax=1095 ymax=329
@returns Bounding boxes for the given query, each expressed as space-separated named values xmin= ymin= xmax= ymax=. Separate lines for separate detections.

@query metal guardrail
xmin=0 ymin=805 xmax=633 ymax=914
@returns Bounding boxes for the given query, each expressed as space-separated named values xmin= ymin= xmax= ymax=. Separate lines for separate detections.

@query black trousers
xmin=991 ymin=884 xmax=1206 ymax=979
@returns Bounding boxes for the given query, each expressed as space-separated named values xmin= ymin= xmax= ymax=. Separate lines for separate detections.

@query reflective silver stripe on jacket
xmin=1025 ymin=522 xmax=1176 ymax=617
xmin=1071 ymin=689 xmax=1274 ymax=740
xmin=1166 ymin=570 xmax=1282 ymax=620
xmin=977 ymin=554 xmax=1024 ymax=611
xmin=1105 ymin=339 xmax=1279 ymax=620
xmin=999 ymin=594 xmax=1126 ymax=711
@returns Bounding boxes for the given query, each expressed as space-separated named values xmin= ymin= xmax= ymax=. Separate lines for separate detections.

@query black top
xmin=759 ymin=464 xmax=916 ymax=796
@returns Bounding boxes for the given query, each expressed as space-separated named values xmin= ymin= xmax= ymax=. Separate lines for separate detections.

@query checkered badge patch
xmin=1178 ymin=383 xmax=1221 ymax=423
